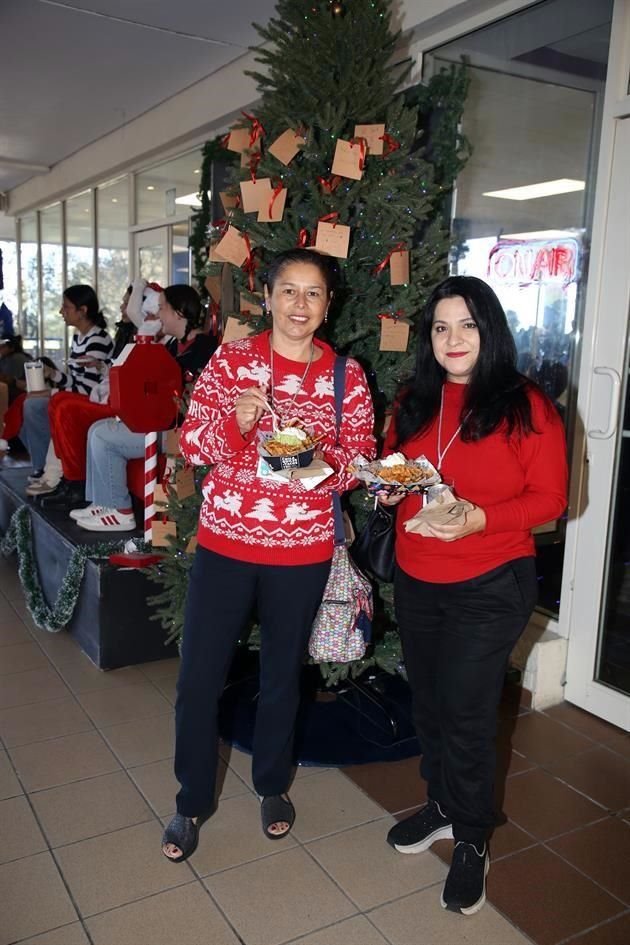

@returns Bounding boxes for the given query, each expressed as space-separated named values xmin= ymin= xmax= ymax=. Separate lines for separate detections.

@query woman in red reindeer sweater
xmin=162 ymin=249 xmax=375 ymax=863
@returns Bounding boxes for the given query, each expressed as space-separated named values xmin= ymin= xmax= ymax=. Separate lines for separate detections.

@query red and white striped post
xmin=144 ymin=431 xmax=158 ymax=543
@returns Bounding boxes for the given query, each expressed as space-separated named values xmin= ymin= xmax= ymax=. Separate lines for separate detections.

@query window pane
xmin=40 ymin=204 xmax=64 ymax=360
xmin=0 ymin=240 xmax=19 ymax=324
xmin=171 ymin=221 xmax=190 ymax=285
xmin=97 ymin=177 xmax=129 ymax=325
xmin=136 ymin=149 xmax=202 ymax=225
xmin=19 ymin=214 xmax=39 ymax=355
xmin=66 ymin=190 xmax=94 ymax=287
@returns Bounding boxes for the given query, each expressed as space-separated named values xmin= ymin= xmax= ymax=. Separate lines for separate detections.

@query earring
xmin=324 ymin=311 xmax=329 ymax=324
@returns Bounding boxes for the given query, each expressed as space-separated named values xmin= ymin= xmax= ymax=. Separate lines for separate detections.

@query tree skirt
xmin=218 ymin=657 xmax=419 ymax=767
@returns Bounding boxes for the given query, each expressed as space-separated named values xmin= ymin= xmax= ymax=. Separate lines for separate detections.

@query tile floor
xmin=1 ymin=552 xmax=630 ymax=945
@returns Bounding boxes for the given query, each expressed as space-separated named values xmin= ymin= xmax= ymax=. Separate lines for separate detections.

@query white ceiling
xmin=0 ymin=0 xmax=278 ymax=192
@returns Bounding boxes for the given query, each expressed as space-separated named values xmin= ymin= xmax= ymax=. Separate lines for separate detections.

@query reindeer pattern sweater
xmin=181 ymin=331 xmax=376 ymax=566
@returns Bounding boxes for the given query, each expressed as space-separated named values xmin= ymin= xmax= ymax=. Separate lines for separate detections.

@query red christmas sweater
xmin=385 ymin=381 xmax=568 ymax=583
xmin=181 ymin=330 xmax=376 ymax=565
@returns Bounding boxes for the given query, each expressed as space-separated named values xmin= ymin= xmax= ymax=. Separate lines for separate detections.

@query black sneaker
xmin=441 ymin=841 xmax=489 ymax=915
xmin=387 ymin=800 xmax=453 ymax=853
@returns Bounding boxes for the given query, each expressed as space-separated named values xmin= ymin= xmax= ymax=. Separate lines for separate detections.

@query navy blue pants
xmin=394 ymin=557 xmax=537 ymax=845
xmin=174 ymin=546 xmax=331 ymax=816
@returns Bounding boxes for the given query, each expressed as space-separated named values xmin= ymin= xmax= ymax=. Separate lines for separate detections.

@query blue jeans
xmin=86 ymin=418 xmax=144 ymax=509
xmin=20 ymin=396 xmax=51 ymax=470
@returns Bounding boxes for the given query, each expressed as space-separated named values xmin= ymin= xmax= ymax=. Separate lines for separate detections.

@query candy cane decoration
xmin=144 ymin=431 xmax=158 ymax=543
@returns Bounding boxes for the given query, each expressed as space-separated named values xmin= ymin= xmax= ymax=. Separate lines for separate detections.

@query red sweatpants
xmin=3 ymin=393 xmax=26 ymax=441
xmin=48 ymin=392 xmax=116 ymax=481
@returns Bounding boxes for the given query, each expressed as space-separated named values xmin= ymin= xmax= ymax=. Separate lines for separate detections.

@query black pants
xmin=174 ymin=546 xmax=331 ymax=816
xmin=394 ymin=557 xmax=537 ymax=845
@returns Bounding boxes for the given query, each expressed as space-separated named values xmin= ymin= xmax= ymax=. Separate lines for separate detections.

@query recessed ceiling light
xmin=193 ymin=169 xmax=201 ymax=174
xmin=483 ymin=179 xmax=585 ymax=201
xmin=146 ymin=185 xmax=155 ymax=191
xmin=111 ymin=198 xmax=118 ymax=203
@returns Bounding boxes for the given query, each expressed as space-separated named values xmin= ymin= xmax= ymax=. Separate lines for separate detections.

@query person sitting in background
xmin=0 ymin=334 xmax=31 ymax=453
xmin=73 ymin=284 xmax=215 ymax=532
xmin=37 ymin=286 xmax=139 ymax=509
xmin=20 ymin=285 xmax=113 ymax=496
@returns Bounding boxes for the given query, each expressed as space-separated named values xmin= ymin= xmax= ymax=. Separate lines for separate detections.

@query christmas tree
xmin=151 ymin=0 xmax=470 ymax=681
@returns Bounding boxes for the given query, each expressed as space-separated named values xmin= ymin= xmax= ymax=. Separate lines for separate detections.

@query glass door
xmin=565 ymin=116 xmax=630 ymax=730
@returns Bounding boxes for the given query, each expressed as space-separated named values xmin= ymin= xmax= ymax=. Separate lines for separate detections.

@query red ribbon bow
xmin=297 ymin=228 xmax=311 ymax=248
xmin=350 ymin=136 xmax=367 ymax=171
xmin=249 ymin=150 xmax=262 ymax=182
xmin=241 ymin=232 xmax=257 ymax=292
xmin=318 ymin=175 xmax=342 ymax=194
xmin=377 ymin=310 xmax=405 ymax=321
xmin=318 ymin=212 xmax=339 ymax=228
xmin=267 ymin=180 xmax=285 ymax=219
xmin=379 ymin=133 xmax=400 ymax=156
xmin=372 ymin=243 xmax=406 ymax=275
xmin=241 ymin=111 xmax=266 ymax=148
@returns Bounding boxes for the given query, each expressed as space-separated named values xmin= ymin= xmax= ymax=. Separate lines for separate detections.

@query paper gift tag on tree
xmin=353 ymin=123 xmax=385 ymax=155
xmin=379 ymin=317 xmax=410 ymax=352
xmin=214 ymin=226 xmax=249 ymax=267
xmin=239 ymin=178 xmax=272 ymax=213
xmin=390 ymin=250 xmax=410 ymax=285
xmin=204 ymin=275 xmax=222 ymax=302
xmin=208 ymin=241 xmax=226 ymax=263
xmin=257 ymin=187 xmax=287 ymax=223
xmin=219 ymin=191 xmax=239 ymax=211
xmin=239 ymin=293 xmax=263 ymax=316
xmin=268 ymin=128 xmax=305 ymax=165
xmin=225 ymin=128 xmax=250 ymax=153
xmin=152 ymin=520 xmax=177 ymax=548
xmin=165 ymin=429 xmax=181 ymax=456
xmin=186 ymin=533 xmax=198 ymax=554
xmin=315 ymin=221 xmax=350 ymax=258
xmin=176 ymin=466 xmax=196 ymax=500
xmin=154 ymin=483 xmax=169 ymax=507
xmin=331 ymin=139 xmax=364 ymax=180
xmin=222 ymin=316 xmax=256 ymax=343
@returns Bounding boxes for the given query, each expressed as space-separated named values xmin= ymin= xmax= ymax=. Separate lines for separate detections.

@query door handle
xmin=588 ymin=366 xmax=622 ymax=439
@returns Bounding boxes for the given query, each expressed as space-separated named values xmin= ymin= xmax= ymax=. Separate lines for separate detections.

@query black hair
xmin=63 ymin=285 xmax=107 ymax=330
xmin=0 ymin=334 xmax=24 ymax=354
xmin=395 ymin=275 xmax=537 ymax=446
xmin=264 ymin=248 xmax=339 ymax=296
xmin=163 ymin=285 xmax=202 ymax=330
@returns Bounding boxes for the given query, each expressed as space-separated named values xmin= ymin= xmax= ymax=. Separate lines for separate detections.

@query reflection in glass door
xmin=133 ymin=226 xmax=168 ymax=285
xmin=596 ymin=340 xmax=630 ymax=694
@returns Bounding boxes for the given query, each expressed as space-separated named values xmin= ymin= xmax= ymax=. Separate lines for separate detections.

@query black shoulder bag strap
xmin=332 ymin=355 xmax=348 ymax=547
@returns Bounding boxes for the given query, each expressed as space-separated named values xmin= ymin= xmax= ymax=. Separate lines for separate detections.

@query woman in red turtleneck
xmin=382 ymin=276 xmax=567 ymax=917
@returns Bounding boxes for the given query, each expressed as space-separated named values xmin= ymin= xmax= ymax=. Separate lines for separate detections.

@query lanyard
xmin=436 ymin=385 xmax=471 ymax=470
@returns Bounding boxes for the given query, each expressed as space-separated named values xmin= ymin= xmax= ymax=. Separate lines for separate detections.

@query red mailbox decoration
xmin=109 ymin=338 xmax=182 ymax=433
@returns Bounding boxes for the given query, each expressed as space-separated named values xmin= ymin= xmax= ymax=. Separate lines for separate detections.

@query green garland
xmin=0 ymin=506 xmax=147 ymax=633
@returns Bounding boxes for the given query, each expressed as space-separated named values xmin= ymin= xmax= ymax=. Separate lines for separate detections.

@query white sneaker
xmin=25 ymin=478 xmax=59 ymax=496
xmin=69 ymin=504 xmax=105 ymax=522
xmin=76 ymin=508 xmax=136 ymax=532
xmin=0 ymin=438 xmax=8 ymax=452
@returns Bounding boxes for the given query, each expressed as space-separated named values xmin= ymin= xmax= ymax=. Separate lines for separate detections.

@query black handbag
xmin=350 ymin=503 xmax=396 ymax=583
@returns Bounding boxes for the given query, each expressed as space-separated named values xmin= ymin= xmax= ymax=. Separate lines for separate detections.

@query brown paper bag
xmin=268 ymin=128 xmax=305 ymax=165
xmin=379 ymin=318 xmax=410 ymax=352
xmin=390 ymin=250 xmax=410 ymax=285
xmin=353 ymin=123 xmax=385 ymax=155
xmin=151 ymin=520 xmax=178 ymax=547
xmin=214 ymin=226 xmax=249 ymax=267
xmin=240 ymin=177 xmax=272 ymax=213
xmin=331 ymin=139 xmax=364 ymax=180
xmin=404 ymin=490 xmax=474 ymax=536
xmin=222 ymin=316 xmax=256 ymax=343
xmin=257 ymin=187 xmax=288 ymax=223
xmin=153 ymin=483 xmax=169 ymax=507
xmin=315 ymin=221 xmax=351 ymax=258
